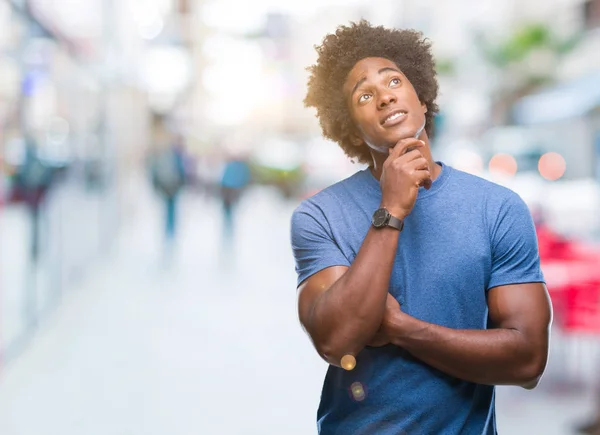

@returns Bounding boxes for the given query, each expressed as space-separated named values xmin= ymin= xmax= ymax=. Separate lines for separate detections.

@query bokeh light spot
xmin=341 ymin=355 xmax=356 ymax=371
xmin=538 ymin=152 xmax=566 ymax=181
xmin=489 ymin=153 xmax=517 ymax=176
xmin=350 ymin=382 xmax=366 ymax=402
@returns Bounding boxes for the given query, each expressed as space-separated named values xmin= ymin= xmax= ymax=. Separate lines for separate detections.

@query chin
xmin=388 ymin=125 xmax=418 ymax=142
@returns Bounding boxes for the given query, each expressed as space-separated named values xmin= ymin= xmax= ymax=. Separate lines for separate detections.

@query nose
xmin=377 ymin=89 xmax=396 ymax=109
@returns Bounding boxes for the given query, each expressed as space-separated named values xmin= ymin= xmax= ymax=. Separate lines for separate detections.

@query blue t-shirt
xmin=290 ymin=162 xmax=545 ymax=435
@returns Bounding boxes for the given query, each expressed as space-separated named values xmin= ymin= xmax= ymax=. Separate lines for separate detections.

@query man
xmin=13 ymin=137 xmax=55 ymax=261
xmin=149 ymin=129 xmax=187 ymax=246
xmin=219 ymin=154 xmax=251 ymax=241
xmin=290 ymin=21 xmax=552 ymax=434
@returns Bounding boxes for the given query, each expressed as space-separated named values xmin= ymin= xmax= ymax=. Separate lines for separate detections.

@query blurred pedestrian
xmin=12 ymin=136 xmax=54 ymax=262
xmin=219 ymin=155 xmax=251 ymax=242
xmin=11 ymin=136 xmax=55 ymax=327
xmin=149 ymin=133 xmax=187 ymax=249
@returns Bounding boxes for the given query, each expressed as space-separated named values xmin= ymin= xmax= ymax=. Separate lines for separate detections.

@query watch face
xmin=372 ymin=208 xmax=390 ymax=227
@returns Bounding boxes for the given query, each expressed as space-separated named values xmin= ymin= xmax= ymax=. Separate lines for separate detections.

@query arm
xmin=295 ymin=138 xmax=431 ymax=368
xmin=370 ymin=191 xmax=551 ymax=387
xmin=298 ymin=226 xmax=400 ymax=367
xmin=377 ymin=283 xmax=551 ymax=388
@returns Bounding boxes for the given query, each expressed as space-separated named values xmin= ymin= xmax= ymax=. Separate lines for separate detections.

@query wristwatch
xmin=371 ymin=208 xmax=404 ymax=231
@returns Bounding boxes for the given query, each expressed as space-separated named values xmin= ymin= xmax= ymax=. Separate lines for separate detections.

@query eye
xmin=358 ymin=94 xmax=372 ymax=103
xmin=389 ymin=78 xmax=401 ymax=86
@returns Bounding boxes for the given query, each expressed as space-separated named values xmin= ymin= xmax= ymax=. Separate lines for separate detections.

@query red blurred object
xmin=537 ymin=223 xmax=600 ymax=334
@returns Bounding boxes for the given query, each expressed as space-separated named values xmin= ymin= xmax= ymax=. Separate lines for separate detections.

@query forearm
xmin=389 ymin=315 xmax=547 ymax=387
xmin=311 ymin=226 xmax=400 ymax=361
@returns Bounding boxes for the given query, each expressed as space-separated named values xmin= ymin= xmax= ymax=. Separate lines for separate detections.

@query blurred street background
xmin=0 ymin=0 xmax=600 ymax=434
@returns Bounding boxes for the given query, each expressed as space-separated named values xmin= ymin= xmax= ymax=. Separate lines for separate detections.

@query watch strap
xmin=387 ymin=215 xmax=404 ymax=231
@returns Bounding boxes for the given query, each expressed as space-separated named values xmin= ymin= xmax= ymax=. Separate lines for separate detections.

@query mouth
xmin=381 ymin=109 xmax=408 ymax=127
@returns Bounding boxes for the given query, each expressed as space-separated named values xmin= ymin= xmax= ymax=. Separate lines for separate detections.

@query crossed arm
xmin=298 ymin=262 xmax=552 ymax=388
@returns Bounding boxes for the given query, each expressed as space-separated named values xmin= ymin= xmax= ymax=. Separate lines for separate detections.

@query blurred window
xmin=583 ymin=0 xmax=600 ymax=29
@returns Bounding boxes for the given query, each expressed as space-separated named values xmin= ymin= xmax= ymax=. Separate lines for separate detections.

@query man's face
xmin=343 ymin=57 xmax=427 ymax=152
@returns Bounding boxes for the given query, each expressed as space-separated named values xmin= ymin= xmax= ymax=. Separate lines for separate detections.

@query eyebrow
xmin=351 ymin=67 xmax=402 ymax=97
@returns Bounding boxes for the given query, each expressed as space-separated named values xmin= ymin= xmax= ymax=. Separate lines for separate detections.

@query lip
xmin=380 ymin=109 xmax=408 ymax=127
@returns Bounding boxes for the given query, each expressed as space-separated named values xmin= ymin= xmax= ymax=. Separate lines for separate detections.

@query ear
xmin=421 ymin=102 xmax=428 ymax=114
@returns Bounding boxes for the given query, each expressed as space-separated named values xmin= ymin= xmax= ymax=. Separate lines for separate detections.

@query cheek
xmin=410 ymin=91 xmax=423 ymax=107
xmin=358 ymin=120 xmax=380 ymax=140
xmin=396 ymin=85 xmax=418 ymax=103
xmin=352 ymin=111 xmax=373 ymax=133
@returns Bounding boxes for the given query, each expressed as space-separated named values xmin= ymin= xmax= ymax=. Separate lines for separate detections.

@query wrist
xmin=387 ymin=311 xmax=419 ymax=347
xmin=379 ymin=204 xmax=408 ymax=221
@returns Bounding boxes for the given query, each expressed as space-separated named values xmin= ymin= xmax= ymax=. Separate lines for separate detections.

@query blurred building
xmin=0 ymin=0 xmax=195 ymax=364
xmin=510 ymin=0 xmax=600 ymax=181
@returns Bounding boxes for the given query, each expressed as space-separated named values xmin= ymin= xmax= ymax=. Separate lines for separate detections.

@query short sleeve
xmin=290 ymin=203 xmax=351 ymax=287
xmin=487 ymin=192 xmax=545 ymax=290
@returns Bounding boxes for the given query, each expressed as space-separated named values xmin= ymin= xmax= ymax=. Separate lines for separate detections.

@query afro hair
xmin=304 ymin=20 xmax=439 ymax=165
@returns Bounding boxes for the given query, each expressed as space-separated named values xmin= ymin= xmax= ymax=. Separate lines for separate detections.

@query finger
xmin=413 ymin=168 xmax=432 ymax=189
xmin=388 ymin=138 xmax=425 ymax=160
xmin=405 ymin=157 xmax=432 ymax=189
xmin=405 ymin=156 xmax=429 ymax=170
xmin=403 ymin=142 xmax=426 ymax=156
xmin=400 ymin=138 xmax=426 ymax=154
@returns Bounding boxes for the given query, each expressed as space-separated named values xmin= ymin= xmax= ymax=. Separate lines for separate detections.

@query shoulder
xmin=448 ymin=166 xmax=525 ymax=208
xmin=293 ymin=169 xmax=371 ymax=217
xmin=442 ymin=167 xmax=533 ymax=238
xmin=449 ymin=167 xmax=514 ymax=196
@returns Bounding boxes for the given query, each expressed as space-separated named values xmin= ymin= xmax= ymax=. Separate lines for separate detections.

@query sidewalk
xmin=0 ymin=187 xmax=595 ymax=435
xmin=1 ymin=182 xmax=115 ymax=363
